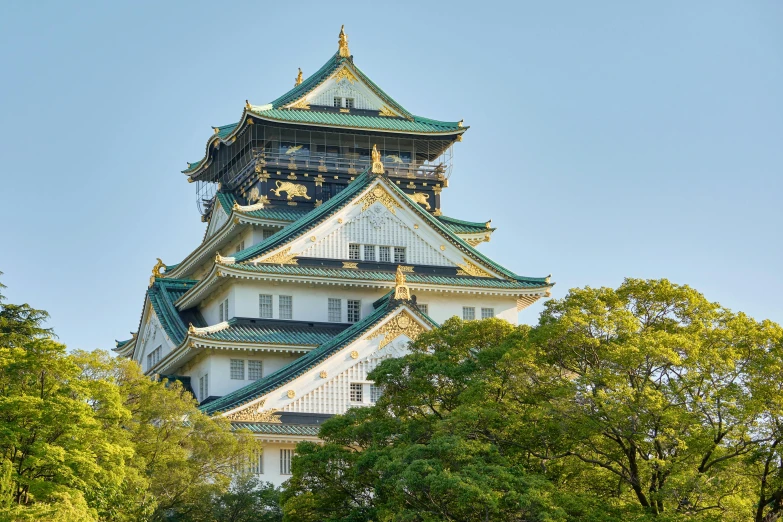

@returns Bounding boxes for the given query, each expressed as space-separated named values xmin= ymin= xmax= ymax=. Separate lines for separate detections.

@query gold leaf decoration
xmin=355 ymin=184 xmax=401 ymax=214
xmin=333 ymin=65 xmax=357 ymax=84
xmin=224 ymin=400 xmax=282 ymax=423
xmin=290 ymin=98 xmax=310 ymax=110
xmin=260 ymin=247 xmax=298 ymax=265
xmin=366 ymin=310 xmax=425 ymax=349
xmin=378 ymin=105 xmax=395 ymax=117
xmin=456 ymin=258 xmax=493 ymax=278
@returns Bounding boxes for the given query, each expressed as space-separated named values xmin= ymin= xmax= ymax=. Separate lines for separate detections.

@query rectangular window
xmin=279 ymin=295 xmax=293 ymax=320
xmin=363 ymin=245 xmax=376 ymax=261
xmin=333 ymin=184 xmax=345 ymax=194
xmin=280 ymin=449 xmax=293 ymax=475
xmin=328 ymin=298 xmax=342 ymax=322
xmin=345 ymin=98 xmax=355 ymax=109
xmin=250 ymin=449 xmax=263 ymax=475
xmin=333 ymin=97 xmax=342 ymax=108
xmin=219 ymin=298 xmax=229 ymax=322
xmin=347 ymin=300 xmax=361 ymax=323
xmin=199 ymin=374 xmax=209 ymax=401
xmin=230 ymin=359 xmax=245 ymax=380
xmin=481 ymin=307 xmax=495 ymax=319
xmin=463 ymin=307 xmax=476 ymax=320
xmin=348 ymin=243 xmax=360 ymax=260
xmin=262 ymin=229 xmax=274 ymax=240
xmin=379 ymin=246 xmax=391 ymax=263
xmin=235 ymin=240 xmax=245 ymax=253
xmin=393 ymin=247 xmax=406 ymax=264
xmin=218 ymin=302 xmax=224 ymax=322
xmin=350 ymin=383 xmax=363 ymax=402
xmin=146 ymin=345 xmax=162 ymax=369
xmin=370 ymin=384 xmax=382 ymax=403
xmin=321 ymin=184 xmax=332 ymax=201
xmin=418 ymin=304 xmax=428 ymax=315
xmin=259 ymin=294 xmax=273 ymax=318
xmin=248 ymin=360 xmax=263 ymax=381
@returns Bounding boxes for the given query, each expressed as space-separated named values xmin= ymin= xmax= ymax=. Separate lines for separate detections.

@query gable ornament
xmin=149 ymin=258 xmax=165 ymax=286
xmin=371 ymin=144 xmax=385 ymax=174
xmin=367 ymin=310 xmax=425 ymax=349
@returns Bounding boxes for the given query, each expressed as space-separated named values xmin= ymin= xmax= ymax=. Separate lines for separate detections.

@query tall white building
xmin=115 ymin=27 xmax=552 ymax=486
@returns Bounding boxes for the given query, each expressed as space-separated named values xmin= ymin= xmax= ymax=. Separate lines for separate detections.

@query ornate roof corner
xmin=338 ymin=25 xmax=350 ymax=58
xmin=393 ymin=266 xmax=411 ymax=301
xmin=245 ymin=99 xmax=251 ymax=110
xmin=458 ymin=119 xmax=464 ymax=127
xmin=545 ymin=274 xmax=552 ymax=284
xmin=215 ymin=252 xmax=236 ymax=265
xmin=295 ymin=68 xmax=303 ymax=86
xmin=189 ymin=321 xmax=231 ymax=336
xmin=371 ymin=144 xmax=384 ymax=174
xmin=150 ymin=258 xmax=166 ymax=286
xmin=485 ymin=220 xmax=492 ymax=229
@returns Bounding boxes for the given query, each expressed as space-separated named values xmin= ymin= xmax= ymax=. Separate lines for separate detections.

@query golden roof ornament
xmin=394 ymin=265 xmax=411 ymax=301
xmin=371 ymin=144 xmax=384 ymax=174
xmin=338 ymin=25 xmax=350 ymax=58
xmin=149 ymin=258 xmax=165 ymax=286
xmin=245 ymin=100 xmax=251 ymax=110
xmin=295 ymin=68 xmax=303 ymax=86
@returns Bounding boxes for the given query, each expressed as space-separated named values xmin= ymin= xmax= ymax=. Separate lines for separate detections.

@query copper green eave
xmin=227 ymin=169 xmax=550 ymax=286
xmin=182 ymin=52 xmax=466 ymax=175
xmin=201 ymin=293 xmax=437 ymax=415
xmin=147 ymin=278 xmax=206 ymax=345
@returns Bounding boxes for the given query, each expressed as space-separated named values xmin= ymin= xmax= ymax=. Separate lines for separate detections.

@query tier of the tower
xmin=196 ymin=124 xmax=458 ymax=221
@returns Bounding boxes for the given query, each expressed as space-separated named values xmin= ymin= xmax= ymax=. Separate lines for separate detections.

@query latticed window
xmin=363 ymin=245 xmax=376 ymax=261
xmin=463 ymin=307 xmax=476 ymax=320
xmin=259 ymin=294 xmax=273 ymax=318
xmin=333 ymin=97 xmax=342 ymax=108
xmin=248 ymin=360 xmax=263 ymax=380
xmin=235 ymin=241 xmax=245 ymax=253
xmin=347 ymin=300 xmax=361 ymax=323
xmin=348 ymin=244 xmax=360 ymax=260
xmin=379 ymin=246 xmax=391 ymax=263
xmin=280 ymin=449 xmax=294 ymax=475
xmin=418 ymin=304 xmax=428 ymax=315
xmin=328 ymin=298 xmax=342 ymax=322
xmin=249 ymin=449 xmax=263 ymax=475
xmin=219 ymin=299 xmax=229 ymax=322
xmin=345 ymin=98 xmax=355 ymax=109
xmin=230 ymin=359 xmax=245 ymax=380
xmin=279 ymin=295 xmax=293 ymax=320
xmin=370 ymin=384 xmax=382 ymax=403
xmin=146 ymin=346 xmax=161 ymax=370
xmin=481 ymin=308 xmax=495 ymax=319
xmin=262 ymin=229 xmax=274 ymax=240
xmin=394 ymin=247 xmax=406 ymax=264
xmin=199 ymin=374 xmax=209 ymax=401
xmin=350 ymin=383 xmax=363 ymax=402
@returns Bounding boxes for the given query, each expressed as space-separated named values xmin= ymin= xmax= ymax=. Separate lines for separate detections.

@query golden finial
xmin=245 ymin=100 xmax=251 ymax=110
xmin=338 ymin=25 xmax=350 ymax=58
xmin=394 ymin=266 xmax=411 ymax=301
xmin=213 ymin=127 xmax=219 ymax=134
xmin=371 ymin=144 xmax=384 ymax=174
xmin=458 ymin=119 xmax=464 ymax=127
xmin=295 ymin=68 xmax=303 ymax=86
xmin=149 ymin=258 xmax=165 ymax=286
xmin=485 ymin=220 xmax=492 ymax=229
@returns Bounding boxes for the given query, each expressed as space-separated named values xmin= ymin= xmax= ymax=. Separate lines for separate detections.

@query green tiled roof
xmin=115 ymin=338 xmax=133 ymax=348
xmin=215 ymin=192 xmax=312 ymax=222
xmin=196 ymin=318 xmax=347 ymax=346
xmin=201 ymin=295 xmax=430 ymax=415
xmin=231 ymin=423 xmax=321 ymax=436
xmin=437 ymin=215 xmax=494 ymax=234
xmin=227 ymin=264 xmax=549 ymax=290
xmin=232 ymin=170 xmax=373 ymax=263
xmin=249 ymin=108 xmax=462 ymax=134
xmin=147 ymin=279 xmax=206 ymax=344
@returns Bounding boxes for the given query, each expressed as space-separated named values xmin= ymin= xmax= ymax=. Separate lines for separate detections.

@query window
xmin=345 ymin=97 xmax=355 ymax=109
xmin=199 ymin=374 xmax=209 ymax=401
xmin=219 ymin=298 xmax=229 ymax=322
xmin=262 ymin=229 xmax=274 ymax=240
xmin=322 ymin=184 xmax=332 ymax=200
xmin=250 ymin=449 xmax=263 ymax=475
xmin=146 ymin=346 xmax=161 ymax=369
xmin=230 ymin=359 xmax=245 ymax=380
xmin=348 ymin=243 xmax=360 ymax=260
xmin=394 ymin=247 xmax=406 ymax=264
xmin=481 ymin=307 xmax=495 ymax=319
xmin=463 ymin=307 xmax=476 ymax=320
xmin=234 ymin=240 xmax=245 ymax=253
xmin=363 ymin=245 xmax=376 ymax=261
xmin=248 ymin=360 xmax=263 ymax=380
xmin=347 ymin=300 xmax=361 ymax=323
xmin=333 ymin=184 xmax=345 ymax=194
xmin=350 ymin=383 xmax=363 ymax=402
xmin=279 ymin=295 xmax=293 ymax=320
xmin=280 ymin=449 xmax=293 ymax=475
xmin=379 ymin=246 xmax=391 ymax=263
xmin=418 ymin=304 xmax=429 ymax=315
xmin=259 ymin=294 xmax=273 ymax=318
xmin=333 ymin=97 xmax=342 ymax=108
xmin=370 ymin=384 xmax=382 ymax=403
xmin=328 ymin=298 xmax=342 ymax=322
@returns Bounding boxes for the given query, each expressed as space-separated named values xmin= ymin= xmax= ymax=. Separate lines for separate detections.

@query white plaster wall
xmin=248 ymin=442 xmax=298 ymax=488
xmin=182 ymin=351 xmax=303 ymax=400
xmin=136 ymin=312 xmax=177 ymax=372
xmin=413 ymin=292 xmax=518 ymax=325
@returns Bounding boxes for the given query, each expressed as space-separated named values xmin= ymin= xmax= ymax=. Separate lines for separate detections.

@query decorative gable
xmin=285 ymin=64 xmax=401 ymax=117
xmin=205 ymin=203 xmax=229 ymax=240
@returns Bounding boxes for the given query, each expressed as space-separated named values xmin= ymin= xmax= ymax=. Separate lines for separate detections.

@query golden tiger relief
xmin=410 ymin=192 xmax=431 ymax=210
xmin=270 ymin=180 xmax=311 ymax=200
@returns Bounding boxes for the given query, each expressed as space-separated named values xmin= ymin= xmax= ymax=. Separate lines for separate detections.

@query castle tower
xmin=114 ymin=27 xmax=553 ymax=486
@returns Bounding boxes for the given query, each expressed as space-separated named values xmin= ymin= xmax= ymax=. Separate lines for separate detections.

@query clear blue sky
xmin=1 ymin=1 xmax=781 ymax=351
